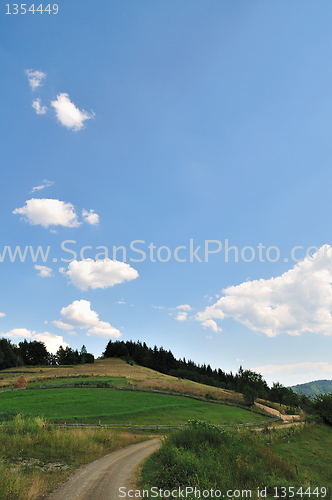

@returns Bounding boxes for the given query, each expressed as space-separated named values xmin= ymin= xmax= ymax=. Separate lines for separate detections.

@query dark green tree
xmin=18 ymin=340 xmax=48 ymax=366
xmin=314 ymin=394 xmax=332 ymax=425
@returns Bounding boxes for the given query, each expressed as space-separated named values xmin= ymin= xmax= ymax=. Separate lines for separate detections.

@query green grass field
xmin=0 ymin=386 xmax=267 ymax=425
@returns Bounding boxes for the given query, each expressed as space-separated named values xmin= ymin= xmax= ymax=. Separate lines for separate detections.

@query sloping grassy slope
xmin=0 ymin=387 xmax=265 ymax=425
xmin=0 ymin=358 xmax=244 ymax=403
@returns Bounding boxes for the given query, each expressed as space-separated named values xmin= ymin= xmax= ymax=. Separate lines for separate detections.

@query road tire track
xmin=47 ymin=438 xmax=160 ymax=500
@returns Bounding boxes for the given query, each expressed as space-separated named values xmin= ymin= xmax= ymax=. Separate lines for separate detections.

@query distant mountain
xmin=290 ymin=379 xmax=332 ymax=397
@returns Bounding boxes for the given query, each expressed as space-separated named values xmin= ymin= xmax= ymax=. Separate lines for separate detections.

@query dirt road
xmin=255 ymin=402 xmax=302 ymax=422
xmin=47 ymin=438 xmax=160 ymax=500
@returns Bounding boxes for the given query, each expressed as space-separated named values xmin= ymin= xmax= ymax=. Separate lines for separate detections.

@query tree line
xmin=102 ymin=339 xmax=332 ymax=424
xmin=0 ymin=338 xmax=94 ymax=369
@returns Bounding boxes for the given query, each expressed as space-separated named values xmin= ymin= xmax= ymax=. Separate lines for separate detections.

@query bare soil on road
xmin=47 ymin=438 xmax=160 ymax=500
xmin=255 ymin=402 xmax=302 ymax=422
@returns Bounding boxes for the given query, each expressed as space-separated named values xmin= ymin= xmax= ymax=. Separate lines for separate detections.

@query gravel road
xmin=47 ymin=438 xmax=160 ymax=500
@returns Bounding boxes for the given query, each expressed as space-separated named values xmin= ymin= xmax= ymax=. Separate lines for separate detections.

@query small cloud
xmin=53 ymin=299 xmax=121 ymax=339
xmin=35 ymin=265 xmax=53 ymax=278
xmin=0 ymin=312 xmax=5 ymax=318
xmin=175 ymin=311 xmax=188 ymax=322
xmin=26 ymin=69 xmax=46 ymax=90
xmin=31 ymin=180 xmax=53 ymax=193
xmin=200 ymin=319 xmax=222 ymax=333
xmin=175 ymin=304 xmax=192 ymax=311
xmin=87 ymin=325 xmax=122 ymax=338
xmin=82 ymin=209 xmax=99 ymax=225
xmin=206 ymin=335 xmax=213 ymax=339
xmin=116 ymin=300 xmax=126 ymax=305
xmin=62 ymin=259 xmax=139 ymax=291
xmin=152 ymin=305 xmax=165 ymax=309
xmin=3 ymin=328 xmax=32 ymax=339
xmin=32 ymin=98 xmax=47 ymax=115
xmin=13 ymin=198 xmax=81 ymax=228
xmin=51 ymin=93 xmax=94 ymax=131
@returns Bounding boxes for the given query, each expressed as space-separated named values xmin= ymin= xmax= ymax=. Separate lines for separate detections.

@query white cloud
xmin=175 ymin=311 xmax=188 ymax=322
xmin=196 ymin=245 xmax=332 ymax=337
xmin=51 ymin=93 xmax=94 ymax=131
xmin=3 ymin=328 xmax=32 ymax=339
xmin=26 ymin=69 xmax=46 ymax=90
xmin=82 ymin=209 xmax=99 ymax=225
xmin=53 ymin=299 xmax=121 ymax=339
xmin=87 ymin=324 xmax=122 ymax=338
xmin=32 ymin=98 xmax=47 ymax=115
xmin=152 ymin=305 xmax=165 ymax=309
xmin=35 ymin=265 xmax=53 ymax=278
xmin=252 ymin=361 xmax=332 ymax=387
xmin=13 ymin=198 xmax=81 ymax=228
xmin=54 ymin=300 xmax=99 ymax=329
xmin=32 ymin=332 xmax=69 ymax=353
xmin=62 ymin=259 xmax=139 ymax=291
xmin=2 ymin=329 xmax=68 ymax=353
xmin=31 ymin=180 xmax=53 ymax=193
xmin=0 ymin=312 xmax=5 ymax=318
xmin=200 ymin=319 xmax=222 ymax=333
xmin=175 ymin=304 xmax=192 ymax=311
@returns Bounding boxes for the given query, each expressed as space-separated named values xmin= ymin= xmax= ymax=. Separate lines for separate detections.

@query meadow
xmin=0 ymin=386 xmax=267 ymax=425
xmin=0 ymin=358 xmax=244 ymax=403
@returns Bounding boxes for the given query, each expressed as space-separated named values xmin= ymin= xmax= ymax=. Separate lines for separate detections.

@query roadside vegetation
xmin=140 ymin=420 xmax=332 ymax=499
xmin=0 ymin=414 xmax=149 ymax=500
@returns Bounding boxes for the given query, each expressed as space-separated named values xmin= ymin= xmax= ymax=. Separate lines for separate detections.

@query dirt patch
xmin=254 ymin=402 xmax=301 ymax=421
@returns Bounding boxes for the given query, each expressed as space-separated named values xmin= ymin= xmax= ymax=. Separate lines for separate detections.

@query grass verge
xmin=139 ymin=421 xmax=332 ymax=499
xmin=0 ymin=414 xmax=150 ymax=500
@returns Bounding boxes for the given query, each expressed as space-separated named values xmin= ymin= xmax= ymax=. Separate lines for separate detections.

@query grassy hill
xmin=0 ymin=357 xmax=245 ymax=404
xmin=0 ymin=358 xmax=271 ymax=426
xmin=290 ymin=379 xmax=332 ymax=397
xmin=0 ymin=386 xmax=267 ymax=426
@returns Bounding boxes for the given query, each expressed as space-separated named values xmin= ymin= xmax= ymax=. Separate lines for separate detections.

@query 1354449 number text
xmin=6 ymin=4 xmax=58 ymax=14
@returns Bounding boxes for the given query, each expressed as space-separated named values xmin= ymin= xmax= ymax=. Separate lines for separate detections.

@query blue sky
xmin=1 ymin=0 xmax=332 ymax=386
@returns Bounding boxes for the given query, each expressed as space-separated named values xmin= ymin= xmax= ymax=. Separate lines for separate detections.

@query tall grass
xmin=0 ymin=414 xmax=148 ymax=500
xmin=140 ymin=420 xmax=331 ymax=499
